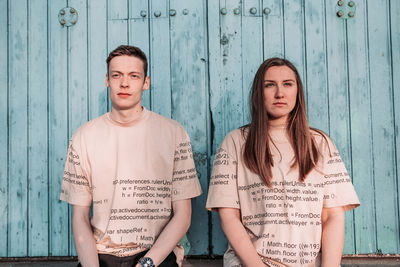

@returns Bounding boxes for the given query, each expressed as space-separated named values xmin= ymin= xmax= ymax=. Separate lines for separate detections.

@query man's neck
xmin=110 ymin=106 xmax=144 ymax=124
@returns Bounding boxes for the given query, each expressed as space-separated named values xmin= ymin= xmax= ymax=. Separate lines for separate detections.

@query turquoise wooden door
xmin=0 ymin=0 xmax=399 ymax=258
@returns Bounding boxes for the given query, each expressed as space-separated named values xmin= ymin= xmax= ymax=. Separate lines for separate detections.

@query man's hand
xmin=73 ymin=205 xmax=99 ymax=267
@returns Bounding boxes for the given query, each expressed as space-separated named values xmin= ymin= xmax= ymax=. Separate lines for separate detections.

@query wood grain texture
xmin=367 ymin=0 xmax=399 ymax=253
xmin=390 ymin=0 xmax=400 ymax=253
xmin=48 ymin=0 xmax=69 ymax=257
xmin=347 ymin=0 xmax=376 ymax=254
xmin=27 ymin=0 xmax=49 ymax=256
xmin=8 ymin=0 xmax=28 ymax=256
xmin=0 ymin=0 xmax=8 ymax=257
xmin=325 ymin=0 xmax=355 ymax=253
xmin=129 ymin=0 xmax=151 ymax=109
xmin=149 ymin=0 xmax=171 ymax=118
xmin=169 ymin=0 xmax=209 ymax=255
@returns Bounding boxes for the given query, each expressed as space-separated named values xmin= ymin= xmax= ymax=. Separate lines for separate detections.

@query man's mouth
xmin=117 ymin=93 xmax=131 ymax=98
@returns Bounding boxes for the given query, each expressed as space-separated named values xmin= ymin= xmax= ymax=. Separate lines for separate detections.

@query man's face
xmin=106 ymin=55 xmax=150 ymax=112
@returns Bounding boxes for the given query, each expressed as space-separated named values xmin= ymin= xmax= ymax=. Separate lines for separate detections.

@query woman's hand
xmin=219 ymin=208 xmax=265 ymax=266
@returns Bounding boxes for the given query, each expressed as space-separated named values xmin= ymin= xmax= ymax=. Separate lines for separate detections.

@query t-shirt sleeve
xmin=321 ymin=136 xmax=360 ymax=211
xmin=206 ymin=134 xmax=240 ymax=211
xmin=171 ymin=127 xmax=202 ymax=201
xmin=59 ymin=131 xmax=92 ymax=206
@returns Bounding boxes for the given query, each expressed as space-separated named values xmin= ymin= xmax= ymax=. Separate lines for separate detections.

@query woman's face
xmin=263 ymin=66 xmax=298 ymax=125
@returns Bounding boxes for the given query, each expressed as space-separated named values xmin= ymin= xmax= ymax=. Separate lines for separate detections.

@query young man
xmin=60 ymin=45 xmax=202 ymax=267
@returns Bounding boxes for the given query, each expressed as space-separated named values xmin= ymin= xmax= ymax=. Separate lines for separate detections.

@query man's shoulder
xmin=72 ymin=113 xmax=108 ymax=137
xmin=147 ymin=110 xmax=185 ymax=131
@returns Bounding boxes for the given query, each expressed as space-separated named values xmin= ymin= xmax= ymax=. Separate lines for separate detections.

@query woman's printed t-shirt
xmin=206 ymin=126 xmax=360 ymax=267
xmin=60 ymin=107 xmax=202 ymax=262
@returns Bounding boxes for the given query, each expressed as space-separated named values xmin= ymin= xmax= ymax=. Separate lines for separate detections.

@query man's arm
xmin=219 ymin=208 xmax=265 ymax=266
xmin=72 ymin=205 xmax=99 ymax=267
xmin=321 ymin=206 xmax=345 ymax=267
xmin=137 ymin=198 xmax=191 ymax=266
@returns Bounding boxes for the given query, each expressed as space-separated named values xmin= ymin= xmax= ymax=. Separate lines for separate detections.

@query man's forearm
xmin=140 ymin=199 xmax=191 ymax=266
xmin=73 ymin=205 xmax=99 ymax=267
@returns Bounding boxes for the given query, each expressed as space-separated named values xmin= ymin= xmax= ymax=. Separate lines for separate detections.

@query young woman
xmin=206 ymin=58 xmax=359 ymax=267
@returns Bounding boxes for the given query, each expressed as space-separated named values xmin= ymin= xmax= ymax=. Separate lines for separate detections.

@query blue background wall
xmin=0 ymin=0 xmax=399 ymax=257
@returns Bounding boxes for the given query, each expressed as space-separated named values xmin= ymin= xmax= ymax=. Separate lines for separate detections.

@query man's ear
xmin=143 ymin=76 xmax=150 ymax=91
xmin=105 ymin=73 xmax=109 ymax=87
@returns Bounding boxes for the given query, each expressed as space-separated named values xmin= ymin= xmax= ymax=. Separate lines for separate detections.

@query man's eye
xmin=112 ymin=74 xmax=120 ymax=78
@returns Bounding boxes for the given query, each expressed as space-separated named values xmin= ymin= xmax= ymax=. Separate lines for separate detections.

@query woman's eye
xmin=264 ymin=83 xmax=274 ymax=88
xmin=284 ymin=82 xmax=293 ymax=86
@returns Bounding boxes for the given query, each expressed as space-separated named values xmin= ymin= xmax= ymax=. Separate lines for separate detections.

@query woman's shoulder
xmin=309 ymin=128 xmax=337 ymax=155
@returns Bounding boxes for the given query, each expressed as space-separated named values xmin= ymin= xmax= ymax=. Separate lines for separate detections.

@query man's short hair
xmin=106 ymin=45 xmax=148 ymax=76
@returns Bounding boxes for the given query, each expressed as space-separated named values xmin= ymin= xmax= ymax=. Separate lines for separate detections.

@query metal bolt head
xmin=348 ymin=11 xmax=355 ymax=17
xmin=348 ymin=1 xmax=355 ymax=7
xmin=154 ymin=11 xmax=161 ymax=17
xmin=263 ymin=7 xmax=271 ymax=15
xmin=169 ymin=9 xmax=176 ymax=16
xmin=250 ymin=7 xmax=257 ymax=15
xmin=233 ymin=8 xmax=240 ymax=15
xmin=337 ymin=10 xmax=344 ymax=17
xmin=182 ymin=9 xmax=189 ymax=15
xmin=140 ymin=10 xmax=147 ymax=17
xmin=60 ymin=10 xmax=65 ymax=15
xmin=61 ymin=19 xmax=66 ymax=25
xmin=337 ymin=0 xmax=344 ymax=6
xmin=220 ymin=8 xmax=227 ymax=15
xmin=72 ymin=19 xmax=77 ymax=24
xmin=70 ymin=8 xmax=76 ymax=14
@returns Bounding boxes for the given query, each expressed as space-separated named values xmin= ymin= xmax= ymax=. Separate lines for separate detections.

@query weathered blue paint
xmin=8 ymin=0 xmax=28 ymax=257
xmin=0 ymin=0 xmax=399 ymax=258
xmin=368 ymin=0 xmax=399 ymax=253
xmin=347 ymin=0 xmax=376 ymax=253
xmin=0 ymin=0 xmax=8 ymax=258
xmin=28 ymin=0 xmax=49 ymax=256
xmin=48 ymin=0 xmax=69 ymax=257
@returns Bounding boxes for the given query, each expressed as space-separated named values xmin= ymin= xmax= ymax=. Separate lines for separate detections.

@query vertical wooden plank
xmin=8 ymin=0 xmax=28 ymax=256
xmin=28 ymin=0 xmax=49 ymax=256
xmin=109 ymin=0 xmax=128 ymax=20
xmin=48 ymin=0 xmax=69 ymax=256
xmin=391 ymin=0 xmax=400 ymax=253
xmin=169 ymin=0 xmax=208 ymax=255
xmin=149 ymin=0 xmax=171 ymax=117
xmin=68 ymin=0 xmax=89 ymax=256
xmin=88 ymin=0 xmax=108 ymax=120
xmin=304 ymin=0 xmax=329 ymax=133
xmin=325 ymin=0 xmax=354 ymax=254
xmin=262 ymin=0 xmax=284 ymax=58
xmin=107 ymin=0 xmax=128 ymax=56
xmin=368 ymin=0 xmax=399 ymax=253
xmin=207 ymin=0 xmax=226 ymax=255
xmin=346 ymin=0 xmax=376 ymax=254
xmin=242 ymin=0 xmax=263 ymax=124
xmin=129 ymin=0 xmax=151 ymax=109
xmin=0 ymin=0 xmax=8 ymax=257
xmin=209 ymin=0 xmax=244 ymax=255
xmin=283 ymin=0 xmax=306 ymax=82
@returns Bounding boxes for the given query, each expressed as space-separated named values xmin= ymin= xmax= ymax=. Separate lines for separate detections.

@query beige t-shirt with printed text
xmin=206 ymin=126 xmax=360 ymax=267
xmin=60 ymin=108 xmax=202 ymax=265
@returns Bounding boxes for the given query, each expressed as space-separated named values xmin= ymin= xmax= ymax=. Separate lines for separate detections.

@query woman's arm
xmin=219 ymin=208 xmax=265 ymax=266
xmin=72 ymin=205 xmax=99 ymax=267
xmin=321 ymin=206 xmax=345 ymax=267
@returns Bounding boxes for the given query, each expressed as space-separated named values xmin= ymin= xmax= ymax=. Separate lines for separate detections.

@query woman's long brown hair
xmin=242 ymin=58 xmax=321 ymax=188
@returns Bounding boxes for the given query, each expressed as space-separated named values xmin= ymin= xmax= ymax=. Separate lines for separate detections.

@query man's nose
xmin=120 ymin=76 xmax=129 ymax=87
